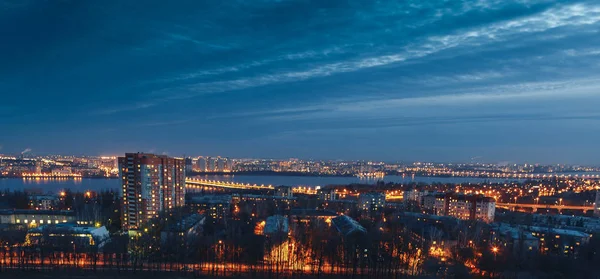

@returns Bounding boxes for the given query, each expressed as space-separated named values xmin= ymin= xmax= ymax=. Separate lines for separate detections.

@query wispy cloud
xmin=167 ymin=33 xmax=232 ymax=50
xmin=139 ymin=119 xmax=192 ymax=127
xmin=153 ymin=3 xmax=600 ymax=100
xmin=564 ymin=48 xmax=600 ymax=57
xmin=93 ymin=103 xmax=156 ymax=115
xmin=428 ymin=3 xmax=600 ymax=48
xmin=151 ymin=46 xmax=347 ymax=84
xmin=248 ymin=77 xmax=600 ymax=122
xmin=268 ymin=112 xmax=600 ymax=139
xmin=411 ymin=71 xmax=510 ymax=86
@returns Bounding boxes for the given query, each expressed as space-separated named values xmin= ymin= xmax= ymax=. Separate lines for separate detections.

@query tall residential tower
xmin=118 ymin=153 xmax=185 ymax=231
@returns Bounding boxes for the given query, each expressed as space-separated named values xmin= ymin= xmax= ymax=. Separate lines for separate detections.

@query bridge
xmin=496 ymin=202 xmax=594 ymax=212
xmin=185 ymin=178 xmax=274 ymax=191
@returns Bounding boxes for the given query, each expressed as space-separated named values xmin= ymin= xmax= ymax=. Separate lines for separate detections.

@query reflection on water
xmin=0 ymin=178 xmax=118 ymax=193
xmin=20 ymin=177 xmax=83 ymax=185
xmin=1 ymin=172 xmax=598 ymax=192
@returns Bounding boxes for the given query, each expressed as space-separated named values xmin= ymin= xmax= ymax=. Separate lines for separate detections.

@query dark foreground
xmin=0 ymin=269 xmax=432 ymax=279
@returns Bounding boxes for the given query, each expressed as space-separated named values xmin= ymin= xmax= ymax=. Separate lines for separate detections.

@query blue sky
xmin=1 ymin=0 xmax=600 ymax=164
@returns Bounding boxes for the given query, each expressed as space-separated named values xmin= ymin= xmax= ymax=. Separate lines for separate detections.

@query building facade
xmin=318 ymin=188 xmax=338 ymax=201
xmin=189 ymin=195 xmax=231 ymax=223
xmin=0 ymin=209 xmax=75 ymax=225
xmin=359 ymin=192 xmax=386 ymax=213
xmin=422 ymin=193 xmax=495 ymax=223
xmin=118 ymin=153 xmax=186 ymax=231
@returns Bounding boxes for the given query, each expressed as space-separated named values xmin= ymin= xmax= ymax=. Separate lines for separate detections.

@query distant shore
xmin=0 ymin=175 xmax=119 ymax=179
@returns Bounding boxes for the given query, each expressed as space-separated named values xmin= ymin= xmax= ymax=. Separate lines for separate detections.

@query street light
xmin=492 ymin=246 xmax=499 ymax=260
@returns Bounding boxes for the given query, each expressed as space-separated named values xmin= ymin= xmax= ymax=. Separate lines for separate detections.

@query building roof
xmin=332 ymin=215 xmax=366 ymax=236
xmin=0 ymin=209 xmax=74 ymax=216
xmin=290 ymin=209 xmax=337 ymax=217
xmin=264 ymin=215 xmax=289 ymax=234
xmin=29 ymin=224 xmax=109 ymax=241
xmin=493 ymin=223 xmax=538 ymax=241
xmin=234 ymin=194 xmax=297 ymax=200
xmin=495 ymin=223 xmax=592 ymax=239
xmin=527 ymin=225 xmax=591 ymax=238
xmin=165 ymin=214 xmax=205 ymax=232
xmin=423 ymin=192 xmax=495 ymax=203
xmin=190 ymin=195 xmax=232 ymax=204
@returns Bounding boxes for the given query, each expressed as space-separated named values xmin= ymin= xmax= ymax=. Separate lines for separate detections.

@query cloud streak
xmin=246 ymin=77 xmax=600 ymax=122
xmin=153 ymin=3 xmax=600 ymax=100
xmin=93 ymin=103 xmax=157 ymax=115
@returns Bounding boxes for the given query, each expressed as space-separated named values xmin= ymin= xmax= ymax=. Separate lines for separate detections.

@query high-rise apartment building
xmin=216 ymin=157 xmax=226 ymax=172
xmin=118 ymin=153 xmax=186 ymax=231
xmin=184 ymin=157 xmax=193 ymax=174
xmin=196 ymin=156 xmax=207 ymax=172
xmin=207 ymin=157 xmax=216 ymax=172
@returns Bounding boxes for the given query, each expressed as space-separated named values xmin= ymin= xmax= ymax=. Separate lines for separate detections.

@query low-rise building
xmin=264 ymin=215 xmax=289 ymax=235
xmin=0 ymin=209 xmax=75 ymax=225
xmin=189 ymin=195 xmax=231 ymax=222
xmin=332 ymin=215 xmax=366 ymax=236
xmin=289 ymin=209 xmax=336 ymax=224
xmin=26 ymin=224 xmax=110 ymax=250
xmin=160 ymin=214 xmax=205 ymax=247
xmin=359 ymin=192 xmax=386 ymax=213
xmin=29 ymin=195 xmax=59 ymax=210
xmin=275 ymin=186 xmax=293 ymax=198
xmin=404 ymin=189 xmax=433 ymax=205
xmin=422 ymin=193 xmax=495 ymax=223
xmin=493 ymin=223 xmax=540 ymax=255
xmin=317 ymin=188 xmax=338 ymax=201
xmin=493 ymin=223 xmax=591 ymax=256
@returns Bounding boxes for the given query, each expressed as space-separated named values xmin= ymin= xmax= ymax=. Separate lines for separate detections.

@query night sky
xmin=1 ymin=0 xmax=600 ymax=164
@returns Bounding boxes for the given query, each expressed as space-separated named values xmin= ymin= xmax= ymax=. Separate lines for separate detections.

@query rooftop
xmin=0 ymin=209 xmax=74 ymax=216
xmin=190 ymin=195 xmax=232 ymax=204
xmin=332 ymin=215 xmax=366 ymax=236
xmin=290 ymin=209 xmax=337 ymax=217
xmin=165 ymin=214 xmax=205 ymax=232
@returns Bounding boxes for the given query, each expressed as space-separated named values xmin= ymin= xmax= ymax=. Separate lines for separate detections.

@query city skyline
xmin=3 ymin=1 xmax=600 ymax=277
xmin=2 ymin=0 xmax=600 ymax=164
xmin=2 ymin=151 xmax=600 ymax=167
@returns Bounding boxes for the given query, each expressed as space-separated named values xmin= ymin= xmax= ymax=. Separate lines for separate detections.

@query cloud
xmin=153 ymin=3 xmax=600 ymax=99
xmin=93 ymin=103 xmax=156 ymax=115
xmin=427 ymin=3 xmax=600 ymax=47
xmin=167 ymin=33 xmax=232 ymax=50
xmin=139 ymin=119 xmax=192 ymax=127
xmin=271 ymin=113 xmax=600 ymax=137
xmin=151 ymin=46 xmax=347 ymax=84
xmin=249 ymin=77 xmax=600 ymax=122
xmin=564 ymin=48 xmax=600 ymax=57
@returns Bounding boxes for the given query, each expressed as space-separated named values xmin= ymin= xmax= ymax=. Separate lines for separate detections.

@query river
xmin=0 ymin=174 xmax=553 ymax=193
